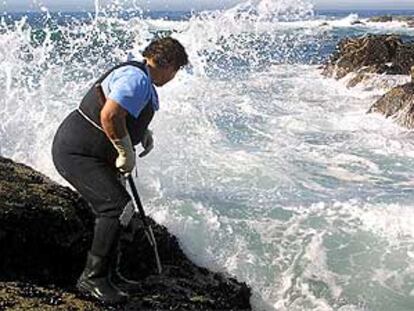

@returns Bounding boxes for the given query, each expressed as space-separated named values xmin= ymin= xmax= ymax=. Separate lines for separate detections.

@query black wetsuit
xmin=52 ymin=61 xmax=154 ymax=218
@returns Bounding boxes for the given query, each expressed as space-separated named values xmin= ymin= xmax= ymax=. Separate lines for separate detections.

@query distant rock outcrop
xmin=368 ymin=15 xmax=414 ymax=26
xmin=350 ymin=20 xmax=365 ymax=26
xmin=367 ymin=15 xmax=394 ymax=23
xmin=322 ymin=34 xmax=414 ymax=87
xmin=0 ymin=156 xmax=251 ymax=310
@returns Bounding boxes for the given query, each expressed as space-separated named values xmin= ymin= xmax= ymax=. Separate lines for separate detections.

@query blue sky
xmin=2 ymin=0 xmax=414 ymax=12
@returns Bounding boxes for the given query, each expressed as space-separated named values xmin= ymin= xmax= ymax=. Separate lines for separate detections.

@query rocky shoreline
xmin=0 ymin=156 xmax=252 ymax=310
xmin=368 ymin=15 xmax=414 ymax=27
xmin=322 ymin=31 xmax=414 ymax=129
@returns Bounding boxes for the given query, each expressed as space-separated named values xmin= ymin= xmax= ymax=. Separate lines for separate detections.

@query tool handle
xmin=127 ymin=175 xmax=149 ymax=227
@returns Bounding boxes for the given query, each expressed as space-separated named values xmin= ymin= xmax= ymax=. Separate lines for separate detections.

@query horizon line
xmin=2 ymin=7 xmax=414 ymax=14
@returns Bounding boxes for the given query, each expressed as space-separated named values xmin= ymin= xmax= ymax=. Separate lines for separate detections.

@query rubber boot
xmin=109 ymin=230 xmax=142 ymax=290
xmin=77 ymin=217 xmax=128 ymax=304
xmin=77 ymin=252 xmax=127 ymax=304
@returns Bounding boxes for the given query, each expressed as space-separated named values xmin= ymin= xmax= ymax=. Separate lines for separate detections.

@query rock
xmin=395 ymin=15 xmax=414 ymax=22
xmin=346 ymin=71 xmax=372 ymax=88
xmin=322 ymin=34 xmax=414 ymax=86
xmin=368 ymin=15 xmax=414 ymax=25
xmin=368 ymin=82 xmax=414 ymax=128
xmin=368 ymin=15 xmax=393 ymax=23
xmin=319 ymin=22 xmax=329 ymax=27
xmin=351 ymin=20 xmax=365 ymax=26
xmin=0 ymin=282 xmax=100 ymax=310
xmin=0 ymin=156 xmax=93 ymax=285
xmin=399 ymin=16 xmax=414 ymax=23
xmin=322 ymin=34 xmax=402 ymax=80
xmin=0 ymin=157 xmax=252 ymax=310
xmin=392 ymin=44 xmax=414 ymax=74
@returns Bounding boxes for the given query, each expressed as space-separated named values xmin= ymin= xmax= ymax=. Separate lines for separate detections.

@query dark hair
xmin=142 ymin=37 xmax=189 ymax=70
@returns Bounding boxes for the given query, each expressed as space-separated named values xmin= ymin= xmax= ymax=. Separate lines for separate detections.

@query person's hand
xmin=139 ymin=129 xmax=154 ymax=158
xmin=111 ymin=135 xmax=136 ymax=174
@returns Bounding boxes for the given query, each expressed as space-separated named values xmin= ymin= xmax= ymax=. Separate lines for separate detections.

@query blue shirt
xmin=101 ymin=64 xmax=159 ymax=118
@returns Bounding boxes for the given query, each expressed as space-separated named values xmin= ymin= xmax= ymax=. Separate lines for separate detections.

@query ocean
xmin=1 ymin=1 xmax=414 ymax=310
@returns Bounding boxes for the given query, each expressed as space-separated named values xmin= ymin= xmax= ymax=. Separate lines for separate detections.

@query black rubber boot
xmin=77 ymin=217 xmax=128 ymax=304
xmin=111 ymin=250 xmax=141 ymax=287
xmin=109 ymin=229 xmax=142 ymax=289
xmin=77 ymin=252 xmax=128 ymax=304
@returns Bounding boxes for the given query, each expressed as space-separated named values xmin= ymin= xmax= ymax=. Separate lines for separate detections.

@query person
xmin=52 ymin=37 xmax=188 ymax=304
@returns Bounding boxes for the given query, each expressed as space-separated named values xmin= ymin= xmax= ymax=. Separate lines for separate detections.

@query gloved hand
xmin=110 ymin=135 xmax=135 ymax=174
xmin=139 ymin=129 xmax=154 ymax=158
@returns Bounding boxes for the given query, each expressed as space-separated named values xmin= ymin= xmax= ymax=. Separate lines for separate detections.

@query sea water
xmin=1 ymin=1 xmax=414 ymax=310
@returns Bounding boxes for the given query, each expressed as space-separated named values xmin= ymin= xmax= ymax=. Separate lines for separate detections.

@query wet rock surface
xmin=322 ymin=34 xmax=414 ymax=87
xmin=368 ymin=80 xmax=414 ymax=129
xmin=0 ymin=157 xmax=252 ymax=310
xmin=322 ymin=32 xmax=414 ymax=129
xmin=350 ymin=20 xmax=365 ymax=26
xmin=367 ymin=15 xmax=414 ymax=25
xmin=0 ymin=156 xmax=93 ymax=285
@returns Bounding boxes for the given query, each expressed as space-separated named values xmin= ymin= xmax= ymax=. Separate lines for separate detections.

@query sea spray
xmin=1 ymin=1 xmax=414 ymax=310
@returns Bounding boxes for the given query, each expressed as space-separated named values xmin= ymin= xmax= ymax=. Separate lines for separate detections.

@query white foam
xmin=1 ymin=1 xmax=414 ymax=310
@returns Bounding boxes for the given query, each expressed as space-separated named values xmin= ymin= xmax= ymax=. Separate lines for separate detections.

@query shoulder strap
xmin=96 ymin=61 xmax=147 ymax=84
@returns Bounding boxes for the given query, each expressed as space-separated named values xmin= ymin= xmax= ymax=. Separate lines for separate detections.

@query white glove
xmin=110 ymin=135 xmax=135 ymax=174
xmin=139 ymin=129 xmax=154 ymax=158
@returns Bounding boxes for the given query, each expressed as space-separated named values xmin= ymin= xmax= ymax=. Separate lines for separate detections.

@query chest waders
xmin=95 ymin=84 xmax=162 ymax=274
xmin=51 ymin=61 xmax=155 ymax=304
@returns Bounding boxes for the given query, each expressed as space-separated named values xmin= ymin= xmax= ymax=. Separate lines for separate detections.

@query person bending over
xmin=52 ymin=37 xmax=188 ymax=304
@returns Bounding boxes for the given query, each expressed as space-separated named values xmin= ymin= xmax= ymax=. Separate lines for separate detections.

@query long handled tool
xmin=127 ymin=175 xmax=162 ymax=274
xmin=95 ymin=83 xmax=162 ymax=274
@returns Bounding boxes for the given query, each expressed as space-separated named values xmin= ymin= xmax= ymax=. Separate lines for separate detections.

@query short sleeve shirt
xmin=101 ymin=64 xmax=159 ymax=118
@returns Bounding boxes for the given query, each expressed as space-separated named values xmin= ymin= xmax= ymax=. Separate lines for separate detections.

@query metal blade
xmin=119 ymin=201 xmax=135 ymax=227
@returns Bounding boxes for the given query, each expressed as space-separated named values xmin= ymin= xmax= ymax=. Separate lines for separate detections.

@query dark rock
xmin=0 ymin=282 xmax=103 ymax=310
xmin=392 ymin=44 xmax=414 ymax=74
xmin=399 ymin=16 xmax=414 ymax=23
xmin=368 ymin=15 xmax=414 ymax=24
xmin=368 ymin=15 xmax=393 ymax=23
xmin=322 ymin=34 xmax=414 ymax=86
xmin=351 ymin=20 xmax=365 ymax=25
xmin=368 ymin=80 xmax=414 ymax=128
xmin=346 ymin=70 xmax=372 ymax=88
xmin=0 ymin=157 xmax=252 ymax=310
xmin=0 ymin=156 xmax=93 ymax=285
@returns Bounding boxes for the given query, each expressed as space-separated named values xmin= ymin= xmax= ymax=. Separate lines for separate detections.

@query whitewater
xmin=1 ymin=0 xmax=414 ymax=310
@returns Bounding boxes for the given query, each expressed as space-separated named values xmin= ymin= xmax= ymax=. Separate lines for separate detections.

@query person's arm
xmin=100 ymin=66 xmax=151 ymax=173
xmin=101 ymin=99 xmax=135 ymax=174
xmin=100 ymin=99 xmax=128 ymax=140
